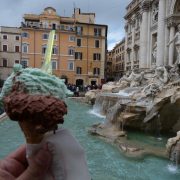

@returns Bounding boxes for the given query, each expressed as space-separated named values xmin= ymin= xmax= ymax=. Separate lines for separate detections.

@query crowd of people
xmin=66 ymin=84 xmax=102 ymax=97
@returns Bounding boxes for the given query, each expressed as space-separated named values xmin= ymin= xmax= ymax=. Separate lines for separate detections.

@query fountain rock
xmin=166 ymin=131 xmax=180 ymax=165
xmin=85 ymin=89 xmax=100 ymax=105
xmin=91 ymin=65 xmax=180 ymax=134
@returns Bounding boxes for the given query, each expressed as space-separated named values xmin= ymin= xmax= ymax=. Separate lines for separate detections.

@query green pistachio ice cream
xmin=0 ymin=64 xmax=73 ymax=105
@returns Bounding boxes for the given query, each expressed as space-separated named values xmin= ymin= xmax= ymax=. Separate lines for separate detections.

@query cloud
xmin=0 ymin=0 xmax=131 ymax=47
xmin=108 ymin=29 xmax=125 ymax=50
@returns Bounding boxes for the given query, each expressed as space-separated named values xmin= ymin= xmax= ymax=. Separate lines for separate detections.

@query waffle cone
xmin=18 ymin=121 xmax=44 ymax=144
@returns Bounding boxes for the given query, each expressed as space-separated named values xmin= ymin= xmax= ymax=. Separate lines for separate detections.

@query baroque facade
xmin=124 ymin=0 xmax=180 ymax=70
xmin=21 ymin=7 xmax=107 ymax=86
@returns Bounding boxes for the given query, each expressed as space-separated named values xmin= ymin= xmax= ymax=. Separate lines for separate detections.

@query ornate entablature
xmin=141 ymin=0 xmax=151 ymax=12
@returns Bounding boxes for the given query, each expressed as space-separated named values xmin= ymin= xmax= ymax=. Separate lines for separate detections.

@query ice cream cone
xmin=19 ymin=121 xmax=44 ymax=144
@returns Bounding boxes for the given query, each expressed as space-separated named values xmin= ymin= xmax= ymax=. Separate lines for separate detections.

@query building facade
xmin=21 ymin=7 xmax=107 ymax=86
xmin=0 ymin=27 xmax=21 ymax=80
xmin=124 ymin=0 xmax=180 ymax=70
xmin=106 ymin=50 xmax=113 ymax=81
xmin=112 ymin=38 xmax=125 ymax=79
xmin=106 ymin=38 xmax=125 ymax=81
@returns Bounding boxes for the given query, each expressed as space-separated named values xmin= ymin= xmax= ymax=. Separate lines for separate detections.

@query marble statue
xmin=120 ymin=70 xmax=145 ymax=87
xmin=152 ymin=42 xmax=157 ymax=64
xmin=152 ymin=4 xmax=158 ymax=24
xmin=143 ymin=67 xmax=168 ymax=96
xmin=168 ymin=24 xmax=180 ymax=64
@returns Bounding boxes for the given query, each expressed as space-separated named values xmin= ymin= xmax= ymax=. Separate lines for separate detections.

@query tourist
xmin=0 ymin=144 xmax=52 ymax=180
xmin=75 ymin=86 xmax=79 ymax=97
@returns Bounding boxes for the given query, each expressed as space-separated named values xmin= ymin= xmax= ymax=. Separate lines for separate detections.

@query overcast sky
xmin=0 ymin=0 xmax=131 ymax=50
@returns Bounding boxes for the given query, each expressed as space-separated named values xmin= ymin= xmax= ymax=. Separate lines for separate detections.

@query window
xmin=75 ymin=52 xmax=82 ymax=60
xmin=42 ymin=45 xmax=47 ymax=54
xmin=128 ymin=51 xmax=131 ymax=61
xmin=42 ymin=33 xmax=48 ymax=40
xmin=15 ymin=60 xmax=20 ymax=64
xmin=15 ymin=46 xmax=20 ymax=52
xmin=95 ymin=40 xmax=100 ymax=48
xmin=52 ymin=46 xmax=58 ymax=54
xmin=69 ymin=35 xmax=75 ymax=42
xmin=77 ymin=39 xmax=81 ymax=47
xmin=76 ymin=26 xmax=83 ymax=35
xmin=22 ymin=43 xmax=28 ymax=53
xmin=21 ymin=59 xmax=28 ymax=68
xmin=2 ymin=59 xmax=8 ymax=67
xmin=51 ymin=60 xmax=57 ymax=70
xmin=94 ymin=28 xmax=101 ymax=36
xmin=76 ymin=67 xmax=82 ymax=74
xmin=60 ymin=25 xmax=65 ymax=30
xmin=54 ymin=34 xmax=57 ymax=40
xmin=3 ymin=45 xmax=8 ymax=52
xmin=68 ymin=61 xmax=74 ymax=70
xmin=93 ymin=68 xmax=100 ymax=75
xmin=93 ymin=53 xmax=101 ymax=60
xmin=22 ymin=32 xmax=29 ymax=38
xmin=3 ymin=35 xmax=7 ymax=40
xmin=15 ymin=36 xmax=20 ymax=41
xmin=43 ymin=22 xmax=49 ymax=29
xmin=52 ymin=24 xmax=56 ymax=30
xmin=68 ymin=47 xmax=74 ymax=55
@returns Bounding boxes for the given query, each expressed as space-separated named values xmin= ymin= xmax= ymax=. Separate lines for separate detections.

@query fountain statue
xmin=168 ymin=24 xmax=180 ymax=65
xmin=152 ymin=41 xmax=157 ymax=64
xmin=166 ymin=131 xmax=180 ymax=165
xmin=88 ymin=62 xmax=180 ymax=152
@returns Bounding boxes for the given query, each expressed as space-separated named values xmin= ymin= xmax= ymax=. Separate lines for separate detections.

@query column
xmin=139 ymin=1 xmax=150 ymax=69
xmin=131 ymin=20 xmax=135 ymax=69
xmin=169 ymin=25 xmax=175 ymax=66
xmin=124 ymin=23 xmax=128 ymax=71
xmin=156 ymin=0 xmax=166 ymax=66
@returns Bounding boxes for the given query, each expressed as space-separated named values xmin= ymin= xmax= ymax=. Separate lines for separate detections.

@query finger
xmin=17 ymin=148 xmax=52 ymax=180
xmin=0 ymin=169 xmax=14 ymax=180
xmin=0 ymin=157 xmax=27 ymax=178
xmin=8 ymin=145 xmax=27 ymax=165
xmin=0 ymin=145 xmax=27 ymax=178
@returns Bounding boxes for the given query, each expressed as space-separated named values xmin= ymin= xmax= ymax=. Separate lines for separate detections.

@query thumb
xmin=17 ymin=147 xmax=52 ymax=180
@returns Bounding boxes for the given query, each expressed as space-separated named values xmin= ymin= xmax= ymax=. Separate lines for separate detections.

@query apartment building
xmin=105 ymin=50 xmax=113 ymax=81
xmin=106 ymin=38 xmax=125 ymax=81
xmin=112 ymin=38 xmax=125 ymax=79
xmin=21 ymin=7 xmax=107 ymax=86
xmin=0 ymin=26 xmax=21 ymax=80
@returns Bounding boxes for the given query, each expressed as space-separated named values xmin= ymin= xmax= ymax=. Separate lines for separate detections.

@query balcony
xmin=21 ymin=21 xmax=76 ymax=32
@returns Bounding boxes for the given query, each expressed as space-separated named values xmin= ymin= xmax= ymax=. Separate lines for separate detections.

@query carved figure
xmin=120 ymin=70 xmax=145 ymax=87
xmin=168 ymin=24 xmax=180 ymax=64
xmin=143 ymin=67 xmax=168 ymax=96
xmin=152 ymin=42 xmax=157 ymax=64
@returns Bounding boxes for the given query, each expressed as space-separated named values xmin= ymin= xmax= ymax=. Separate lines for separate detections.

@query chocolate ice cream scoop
xmin=3 ymin=91 xmax=67 ymax=143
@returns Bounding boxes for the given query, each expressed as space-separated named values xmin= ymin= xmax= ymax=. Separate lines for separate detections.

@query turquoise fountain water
xmin=0 ymin=99 xmax=180 ymax=180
